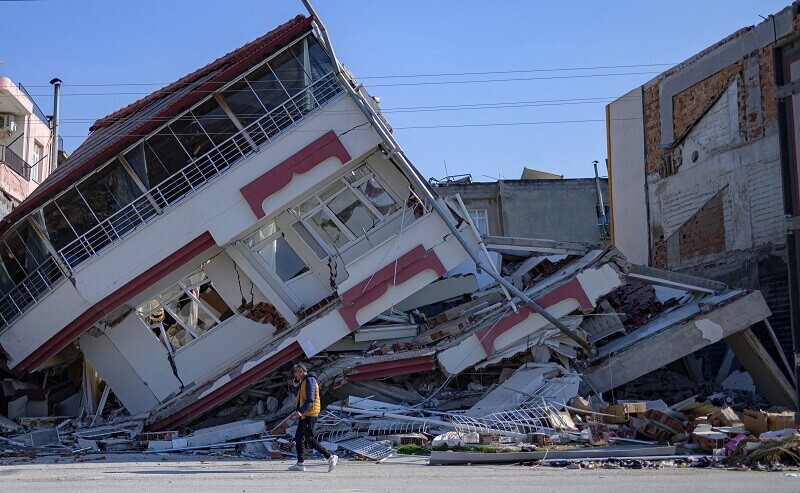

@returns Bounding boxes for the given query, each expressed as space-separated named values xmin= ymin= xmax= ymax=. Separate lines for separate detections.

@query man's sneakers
xmin=287 ymin=456 xmax=337 ymax=472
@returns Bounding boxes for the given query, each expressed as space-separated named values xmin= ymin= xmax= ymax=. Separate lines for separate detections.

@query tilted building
xmin=0 ymin=14 xmax=484 ymax=428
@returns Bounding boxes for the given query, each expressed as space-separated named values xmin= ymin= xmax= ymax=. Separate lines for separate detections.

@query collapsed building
xmin=0 ymin=4 xmax=796 ymax=460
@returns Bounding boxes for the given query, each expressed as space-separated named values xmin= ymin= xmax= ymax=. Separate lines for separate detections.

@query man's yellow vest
xmin=295 ymin=376 xmax=321 ymax=418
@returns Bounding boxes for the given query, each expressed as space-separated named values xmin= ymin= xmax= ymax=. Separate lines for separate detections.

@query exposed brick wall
xmin=652 ymin=237 xmax=667 ymax=269
xmin=678 ymin=188 xmax=726 ymax=262
xmin=759 ymin=46 xmax=778 ymax=125
xmin=644 ymin=85 xmax=661 ymax=175
xmin=672 ymin=62 xmax=744 ymax=142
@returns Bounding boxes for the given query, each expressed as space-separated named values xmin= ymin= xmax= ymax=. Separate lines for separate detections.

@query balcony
xmin=0 ymin=72 xmax=343 ymax=330
xmin=0 ymin=146 xmax=32 ymax=180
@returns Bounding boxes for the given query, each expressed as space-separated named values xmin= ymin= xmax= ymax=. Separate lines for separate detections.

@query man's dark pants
xmin=295 ymin=416 xmax=331 ymax=463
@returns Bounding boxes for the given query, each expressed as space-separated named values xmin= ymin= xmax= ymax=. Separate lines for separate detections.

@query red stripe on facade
xmin=475 ymin=277 xmax=593 ymax=354
xmin=339 ymin=245 xmax=446 ymax=331
xmin=239 ymin=131 xmax=351 ymax=219
xmin=149 ymin=341 xmax=303 ymax=430
xmin=17 ymin=232 xmax=216 ymax=372
xmin=349 ymin=355 xmax=434 ymax=381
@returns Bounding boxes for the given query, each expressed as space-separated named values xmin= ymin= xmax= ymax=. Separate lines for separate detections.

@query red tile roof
xmin=1 ymin=14 xmax=313 ymax=233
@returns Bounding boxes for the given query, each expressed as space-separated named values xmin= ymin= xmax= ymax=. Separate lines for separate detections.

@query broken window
xmin=39 ymin=200 xmax=77 ymax=252
xmin=138 ymin=268 xmax=234 ymax=352
xmin=292 ymin=165 xmax=401 ymax=253
xmin=246 ymin=222 xmax=310 ymax=283
xmin=76 ymin=161 xmax=143 ymax=239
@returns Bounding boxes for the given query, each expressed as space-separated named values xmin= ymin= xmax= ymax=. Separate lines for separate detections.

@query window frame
xmin=31 ymin=142 xmax=44 ymax=183
xmin=292 ymin=165 xmax=401 ymax=255
xmin=468 ymin=209 xmax=489 ymax=235
xmin=138 ymin=268 xmax=233 ymax=353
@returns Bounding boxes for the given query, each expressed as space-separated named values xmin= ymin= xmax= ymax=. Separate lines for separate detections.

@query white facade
xmin=0 ymin=21 xmax=480 ymax=427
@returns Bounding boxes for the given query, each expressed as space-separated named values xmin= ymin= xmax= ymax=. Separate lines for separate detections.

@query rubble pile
xmin=1 ymin=238 xmax=796 ymax=469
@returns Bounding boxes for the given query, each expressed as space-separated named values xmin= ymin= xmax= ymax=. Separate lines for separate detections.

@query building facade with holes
xmin=0 ymin=78 xmax=56 ymax=219
xmin=606 ymin=3 xmax=800 ymax=370
xmin=0 ymin=15 xmax=479 ymax=428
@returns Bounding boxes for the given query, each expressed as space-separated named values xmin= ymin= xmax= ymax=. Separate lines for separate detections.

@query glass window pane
xmin=124 ymin=141 xmax=169 ymax=190
xmin=270 ymin=48 xmax=308 ymax=96
xmin=146 ymin=129 xmax=191 ymax=176
xmin=77 ymin=168 xmax=124 ymax=224
xmin=296 ymin=196 xmax=320 ymax=217
xmin=245 ymin=221 xmax=277 ymax=249
xmin=343 ymin=165 xmax=370 ymax=184
xmin=246 ymin=64 xmax=290 ymax=112
xmin=257 ymin=236 xmax=309 ymax=282
xmin=8 ymin=227 xmax=45 ymax=274
xmin=170 ymin=115 xmax=214 ymax=161
xmin=191 ymin=98 xmax=238 ymax=145
xmin=18 ymin=224 xmax=47 ymax=270
xmin=55 ymin=188 xmax=98 ymax=237
xmin=0 ymin=255 xmax=15 ymax=294
xmin=318 ymin=180 xmax=344 ymax=202
xmin=0 ymin=240 xmax=25 ymax=284
xmin=326 ymin=189 xmax=378 ymax=236
xmin=41 ymin=201 xmax=77 ymax=250
xmin=357 ymin=178 xmax=399 ymax=217
xmin=306 ymin=209 xmax=348 ymax=249
xmin=291 ymin=222 xmax=327 ymax=259
xmin=306 ymin=36 xmax=334 ymax=80
xmin=222 ymin=80 xmax=266 ymax=127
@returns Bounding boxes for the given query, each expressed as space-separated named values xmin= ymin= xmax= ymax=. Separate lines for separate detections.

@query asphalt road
xmin=0 ymin=454 xmax=797 ymax=493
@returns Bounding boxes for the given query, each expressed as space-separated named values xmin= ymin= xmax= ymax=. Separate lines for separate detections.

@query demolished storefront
xmin=0 ymin=3 xmax=796 ymax=468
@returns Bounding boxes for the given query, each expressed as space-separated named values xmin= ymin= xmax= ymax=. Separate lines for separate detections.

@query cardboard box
xmin=601 ymin=402 xmax=647 ymax=424
xmin=742 ymin=409 xmax=768 ymax=436
xmin=766 ymin=411 xmax=796 ymax=431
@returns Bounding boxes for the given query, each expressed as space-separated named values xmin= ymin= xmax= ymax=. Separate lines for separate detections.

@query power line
xmin=42 ymin=95 xmax=644 ymax=124
xmin=10 ymin=70 xmax=660 ymax=98
xmin=50 ymin=117 xmax=641 ymax=138
xmin=18 ymin=63 xmax=678 ymax=88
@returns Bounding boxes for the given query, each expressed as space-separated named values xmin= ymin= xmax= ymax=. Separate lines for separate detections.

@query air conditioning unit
xmin=0 ymin=114 xmax=18 ymax=135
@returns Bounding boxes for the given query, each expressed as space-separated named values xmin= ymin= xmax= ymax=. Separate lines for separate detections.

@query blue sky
xmin=1 ymin=0 xmax=793 ymax=181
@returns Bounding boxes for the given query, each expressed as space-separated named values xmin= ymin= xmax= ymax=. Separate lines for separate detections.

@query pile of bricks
xmin=630 ymin=408 xmax=687 ymax=441
xmin=238 ymin=301 xmax=289 ymax=330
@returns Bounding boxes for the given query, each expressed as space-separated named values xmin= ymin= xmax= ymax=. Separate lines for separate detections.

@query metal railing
xmin=0 ymin=257 xmax=62 ymax=327
xmin=17 ymin=83 xmax=50 ymax=128
xmin=0 ymin=73 xmax=343 ymax=330
xmin=0 ymin=146 xmax=32 ymax=180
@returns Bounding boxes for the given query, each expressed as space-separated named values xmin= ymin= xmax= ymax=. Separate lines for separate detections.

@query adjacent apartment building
xmin=433 ymin=170 xmax=610 ymax=244
xmin=0 ymin=78 xmax=55 ymax=218
xmin=606 ymin=3 xmax=800 ymax=374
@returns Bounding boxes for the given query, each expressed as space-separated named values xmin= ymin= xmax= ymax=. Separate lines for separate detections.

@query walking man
xmin=288 ymin=362 xmax=338 ymax=472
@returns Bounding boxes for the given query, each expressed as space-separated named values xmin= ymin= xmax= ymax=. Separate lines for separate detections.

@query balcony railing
xmin=0 ymin=146 xmax=32 ymax=180
xmin=18 ymin=83 xmax=50 ymax=128
xmin=0 ymin=72 xmax=343 ymax=329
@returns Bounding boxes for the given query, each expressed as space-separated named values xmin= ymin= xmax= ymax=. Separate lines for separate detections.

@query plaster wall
xmin=607 ymin=87 xmax=648 ymax=265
